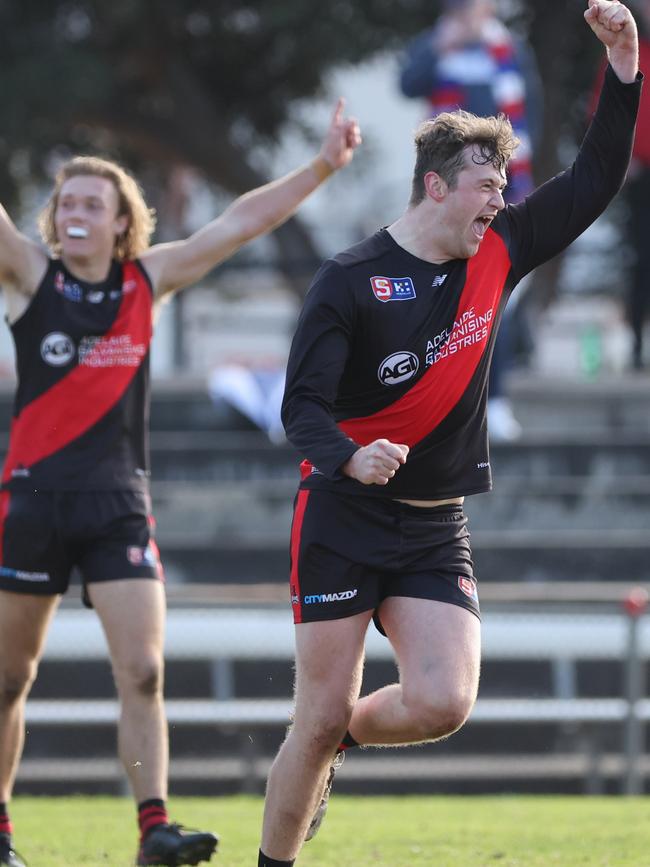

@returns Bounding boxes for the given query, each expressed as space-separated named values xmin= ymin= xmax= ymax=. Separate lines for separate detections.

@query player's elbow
xmin=279 ymin=399 xmax=293 ymax=439
xmin=280 ymin=394 xmax=305 ymax=445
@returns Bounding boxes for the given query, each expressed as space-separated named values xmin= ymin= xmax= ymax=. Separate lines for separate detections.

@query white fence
xmin=34 ymin=606 xmax=648 ymax=725
xmin=18 ymin=601 xmax=648 ymax=794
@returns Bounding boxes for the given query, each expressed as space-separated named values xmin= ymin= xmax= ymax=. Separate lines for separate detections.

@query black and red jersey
xmin=2 ymin=257 xmax=153 ymax=492
xmin=282 ymin=67 xmax=642 ymax=501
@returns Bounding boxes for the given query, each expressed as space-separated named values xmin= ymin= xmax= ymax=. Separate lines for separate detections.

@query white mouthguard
xmin=66 ymin=226 xmax=88 ymax=238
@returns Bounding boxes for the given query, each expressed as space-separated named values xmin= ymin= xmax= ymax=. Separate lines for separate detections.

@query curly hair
xmin=409 ymin=111 xmax=519 ymax=205
xmin=38 ymin=156 xmax=156 ymax=261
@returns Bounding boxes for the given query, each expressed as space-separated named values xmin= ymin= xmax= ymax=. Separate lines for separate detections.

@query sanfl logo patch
xmin=370 ymin=276 xmax=417 ymax=303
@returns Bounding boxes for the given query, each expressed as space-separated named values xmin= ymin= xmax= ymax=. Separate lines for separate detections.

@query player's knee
xmin=0 ymin=662 xmax=38 ymax=707
xmin=114 ymin=654 xmax=164 ymax=698
xmin=434 ymin=695 xmax=473 ymax=738
xmin=404 ymin=688 xmax=474 ymax=740
xmin=305 ymin=708 xmax=351 ymax=755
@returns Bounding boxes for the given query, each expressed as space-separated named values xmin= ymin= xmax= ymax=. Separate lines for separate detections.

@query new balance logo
xmin=432 ymin=274 xmax=448 ymax=288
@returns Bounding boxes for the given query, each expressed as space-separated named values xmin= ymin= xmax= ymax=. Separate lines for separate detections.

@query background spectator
xmin=399 ymin=0 xmax=543 ymax=440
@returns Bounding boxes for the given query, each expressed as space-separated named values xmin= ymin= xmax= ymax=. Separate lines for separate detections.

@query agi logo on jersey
xmin=41 ymin=332 xmax=75 ymax=366
xmin=378 ymin=351 xmax=419 ymax=386
xmin=370 ymin=276 xmax=416 ymax=303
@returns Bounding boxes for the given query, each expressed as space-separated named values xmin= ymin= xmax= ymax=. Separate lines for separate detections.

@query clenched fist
xmin=584 ymin=0 xmax=638 ymax=83
xmin=342 ymin=438 xmax=409 ymax=486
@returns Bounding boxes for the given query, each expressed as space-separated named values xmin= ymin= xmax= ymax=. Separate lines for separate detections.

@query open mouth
xmin=66 ymin=226 xmax=89 ymax=239
xmin=472 ymin=216 xmax=492 ymax=240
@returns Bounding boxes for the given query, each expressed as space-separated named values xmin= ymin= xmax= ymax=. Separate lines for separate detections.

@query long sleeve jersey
xmin=282 ymin=67 xmax=642 ymax=501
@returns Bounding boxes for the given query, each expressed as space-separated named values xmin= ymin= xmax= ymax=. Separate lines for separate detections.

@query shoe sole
xmin=137 ymin=837 xmax=218 ymax=866
xmin=177 ymin=837 xmax=218 ymax=865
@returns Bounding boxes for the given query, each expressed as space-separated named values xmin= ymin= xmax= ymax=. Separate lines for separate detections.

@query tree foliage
xmin=0 ymin=0 xmax=608 ymax=294
xmin=0 ymin=0 xmax=443 ymax=287
xmin=0 ymin=2 xmax=433 ymax=202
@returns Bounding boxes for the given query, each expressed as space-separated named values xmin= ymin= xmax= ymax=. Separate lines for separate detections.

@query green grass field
xmin=8 ymin=794 xmax=650 ymax=866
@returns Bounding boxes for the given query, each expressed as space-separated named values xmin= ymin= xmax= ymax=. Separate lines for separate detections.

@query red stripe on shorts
xmin=0 ymin=489 xmax=11 ymax=564
xmin=289 ymin=490 xmax=310 ymax=624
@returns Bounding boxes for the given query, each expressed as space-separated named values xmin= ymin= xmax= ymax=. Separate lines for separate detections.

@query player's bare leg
xmin=90 ymin=578 xmax=218 ymax=865
xmin=348 ymin=598 xmax=480 ymax=746
xmin=260 ymin=609 xmax=373 ymax=862
xmin=0 ymin=591 xmax=59 ymax=800
xmin=302 ymin=598 xmax=481 ymax=846
xmin=0 ymin=590 xmax=59 ymax=867
xmin=90 ymin=578 xmax=168 ymax=801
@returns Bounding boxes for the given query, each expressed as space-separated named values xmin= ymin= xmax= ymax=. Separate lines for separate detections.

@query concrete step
xmin=16 ymin=750 xmax=644 ymax=797
xmin=508 ymin=371 xmax=650 ymax=435
xmin=2 ymin=431 xmax=646 ymax=483
xmin=149 ymin=478 xmax=650 ymax=539
xmin=1 ymin=370 xmax=648 ymax=438
xmin=144 ymin=433 xmax=649 ymax=482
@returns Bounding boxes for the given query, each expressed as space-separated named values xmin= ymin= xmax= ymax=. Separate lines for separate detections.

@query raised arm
xmin=0 ymin=203 xmax=48 ymax=321
xmin=502 ymin=1 xmax=641 ymax=280
xmin=584 ymin=0 xmax=639 ymax=83
xmin=142 ymin=99 xmax=361 ymax=301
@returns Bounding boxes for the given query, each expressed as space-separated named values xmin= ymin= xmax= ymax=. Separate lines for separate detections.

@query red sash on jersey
xmin=2 ymin=262 xmax=152 ymax=484
xmin=338 ymin=229 xmax=511 ymax=448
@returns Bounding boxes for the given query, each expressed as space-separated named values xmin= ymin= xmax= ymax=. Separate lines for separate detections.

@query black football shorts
xmin=289 ymin=488 xmax=479 ymax=628
xmin=0 ymin=488 xmax=163 ymax=603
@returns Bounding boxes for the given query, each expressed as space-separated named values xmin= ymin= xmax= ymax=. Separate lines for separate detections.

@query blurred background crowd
xmin=2 ymin=0 xmax=650 ymax=801
xmin=1 ymin=0 xmax=649 ymax=437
